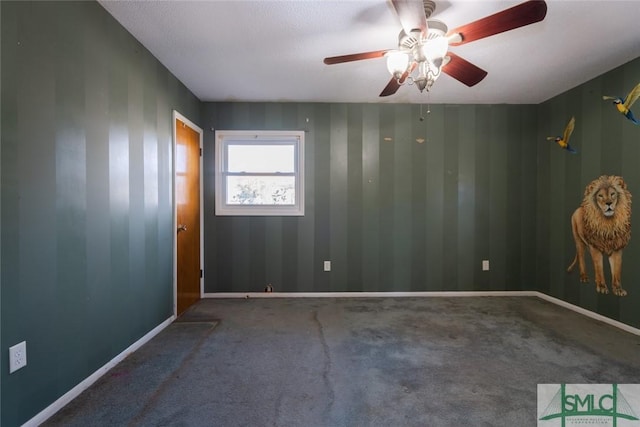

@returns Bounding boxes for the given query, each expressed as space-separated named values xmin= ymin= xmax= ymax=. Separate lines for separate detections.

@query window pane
xmin=215 ymin=130 xmax=304 ymax=216
xmin=227 ymin=145 xmax=294 ymax=173
xmin=226 ymin=175 xmax=295 ymax=205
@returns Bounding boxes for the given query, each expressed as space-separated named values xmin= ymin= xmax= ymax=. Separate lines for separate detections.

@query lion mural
xmin=567 ymin=175 xmax=632 ymax=296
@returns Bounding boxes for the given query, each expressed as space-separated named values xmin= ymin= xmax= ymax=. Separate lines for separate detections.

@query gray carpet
xmin=42 ymin=297 xmax=640 ymax=427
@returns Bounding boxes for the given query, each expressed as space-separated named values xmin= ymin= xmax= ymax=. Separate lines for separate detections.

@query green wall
xmin=202 ymin=103 xmax=539 ymax=293
xmin=1 ymin=2 xmax=200 ymax=425
xmin=536 ymin=57 xmax=640 ymax=328
xmin=2 ymin=1 xmax=640 ymax=425
xmin=202 ymin=58 xmax=640 ymax=327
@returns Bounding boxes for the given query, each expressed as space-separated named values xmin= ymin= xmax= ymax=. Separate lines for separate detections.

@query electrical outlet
xmin=9 ymin=341 xmax=27 ymax=374
xmin=324 ymin=261 xmax=331 ymax=272
xmin=482 ymin=260 xmax=490 ymax=271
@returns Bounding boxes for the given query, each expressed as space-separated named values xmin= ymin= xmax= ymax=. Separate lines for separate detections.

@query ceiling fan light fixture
xmin=421 ymin=35 xmax=448 ymax=62
xmin=324 ymin=1 xmax=549 ymax=97
xmin=385 ymin=51 xmax=410 ymax=79
xmin=405 ymin=20 xmax=449 ymax=93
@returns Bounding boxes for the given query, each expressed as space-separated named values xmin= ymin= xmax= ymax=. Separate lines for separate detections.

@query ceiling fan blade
xmin=380 ymin=77 xmax=402 ymax=97
xmin=379 ymin=62 xmax=417 ymax=97
xmin=442 ymin=52 xmax=488 ymax=87
xmin=447 ymin=0 xmax=547 ymax=46
xmin=324 ymin=49 xmax=390 ymax=65
xmin=391 ymin=0 xmax=428 ymax=36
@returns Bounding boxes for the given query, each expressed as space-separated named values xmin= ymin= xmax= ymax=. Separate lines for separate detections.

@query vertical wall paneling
xmin=457 ymin=105 xmax=476 ymax=291
xmin=574 ymin=76 xmax=600 ymax=314
xmin=393 ymin=105 xmax=412 ymax=290
xmin=443 ymin=106 xmax=460 ymax=289
xmin=55 ymin=1 xmax=88 ymax=388
xmin=18 ymin=4 xmax=59 ymax=417
xmin=0 ymin=0 xmax=4 ymax=414
xmin=185 ymin=101 xmax=544 ymax=295
xmin=580 ymin=78 xmax=603 ymax=182
xmin=546 ymin=96 xmax=568 ymax=297
xmin=296 ymin=104 xmax=316 ymax=292
xmin=282 ymin=104 xmax=301 ymax=291
xmin=108 ymin=25 xmax=132 ymax=341
xmin=84 ymin=3 xmax=113 ymax=368
xmin=156 ymin=62 xmax=176 ymax=315
xmin=142 ymin=52 xmax=159 ymax=325
xmin=619 ymin=59 xmax=640 ymax=327
xmin=362 ymin=105 xmax=380 ymax=291
xmin=0 ymin=0 xmax=3 ymax=415
xmin=535 ymin=103 xmax=551 ymax=295
xmin=597 ymin=108 xmax=622 ymax=321
xmin=1 ymin=6 xmax=20 ymax=418
xmin=504 ymin=107 xmax=521 ymax=290
xmin=424 ymin=105 xmax=445 ymax=290
xmin=265 ymin=217 xmax=282 ymax=292
xmin=378 ymin=105 xmax=395 ymax=290
xmin=128 ymin=37 xmax=146 ymax=335
xmin=215 ymin=216 xmax=234 ymax=292
xmin=329 ymin=105 xmax=348 ymax=291
xmin=202 ymin=104 xmax=216 ymax=289
xmin=410 ymin=107 xmax=428 ymax=291
xmin=519 ymin=107 xmax=538 ymax=290
xmin=206 ymin=107 xmax=233 ymax=292
xmin=592 ymin=70 xmax=623 ymax=328
xmin=488 ymin=106 xmax=508 ymax=290
xmin=248 ymin=217 xmax=266 ymax=290
xmin=600 ymin=67 xmax=625 ymax=175
xmin=563 ymin=87 xmax=583 ymax=304
xmin=473 ymin=106 xmax=491 ymax=290
xmin=597 ymin=66 xmax=627 ymax=321
xmin=1 ymin=2 xmax=201 ymax=425
xmin=313 ymin=104 xmax=331 ymax=290
xmin=250 ymin=103 xmax=267 ymax=128
xmin=347 ymin=105 xmax=363 ymax=292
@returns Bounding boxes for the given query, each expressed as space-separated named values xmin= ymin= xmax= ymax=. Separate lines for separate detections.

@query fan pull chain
xmin=419 ymin=98 xmax=432 ymax=144
xmin=416 ymin=103 xmax=428 ymax=144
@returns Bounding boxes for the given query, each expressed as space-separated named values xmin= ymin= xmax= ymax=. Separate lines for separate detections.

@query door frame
xmin=172 ymin=110 xmax=204 ymax=317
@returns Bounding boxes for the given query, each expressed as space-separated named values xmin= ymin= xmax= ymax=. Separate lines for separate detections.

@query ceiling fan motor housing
xmin=423 ymin=0 xmax=436 ymax=20
xmin=398 ymin=19 xmax=448 ymax=50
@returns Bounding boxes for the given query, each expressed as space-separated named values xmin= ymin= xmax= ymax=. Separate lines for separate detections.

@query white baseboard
xmin=23 ymin=315 xmax=176 ymax=427
xmin=534 ymin=292 xmax=640 ymax=336
xmin=203 ymin=290 xmax=539 ymax=299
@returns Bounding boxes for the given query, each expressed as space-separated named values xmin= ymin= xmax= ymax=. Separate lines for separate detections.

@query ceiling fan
xmin=323 ymin=0 xmax=547 ymax=96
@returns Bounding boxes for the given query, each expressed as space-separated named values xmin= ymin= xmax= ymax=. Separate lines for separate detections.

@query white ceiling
xmin=98 ymin=0 xmax=640 ymax=105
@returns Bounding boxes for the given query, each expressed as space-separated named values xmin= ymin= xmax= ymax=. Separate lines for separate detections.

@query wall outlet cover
xmin=9 ymin=341 xmax=27 ymax=373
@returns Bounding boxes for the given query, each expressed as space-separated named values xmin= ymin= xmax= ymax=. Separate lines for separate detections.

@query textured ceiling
xmin=99 ymin=0 xmax=640 ymax=104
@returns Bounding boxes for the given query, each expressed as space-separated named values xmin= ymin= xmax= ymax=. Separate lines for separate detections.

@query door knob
xmin=177 ymin=224 xmax=188 ymax=233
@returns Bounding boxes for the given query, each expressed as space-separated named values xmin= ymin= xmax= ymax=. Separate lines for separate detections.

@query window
xmin=215 ymin=130 xmax=304 ymax=216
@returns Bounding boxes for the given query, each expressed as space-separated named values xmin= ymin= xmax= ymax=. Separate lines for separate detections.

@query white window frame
xmin=214 ymin=130 xmax=305 ymax=216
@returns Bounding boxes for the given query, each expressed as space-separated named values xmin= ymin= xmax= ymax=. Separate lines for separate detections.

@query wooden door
xmin=176 ymin=117 xmax=201 ymax=315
